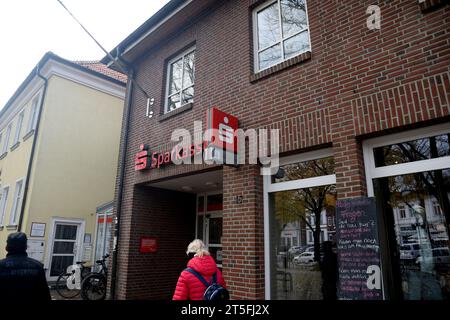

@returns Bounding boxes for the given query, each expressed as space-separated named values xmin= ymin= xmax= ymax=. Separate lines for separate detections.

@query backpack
xmin=185 ymin=268 xmax=230 ymax=301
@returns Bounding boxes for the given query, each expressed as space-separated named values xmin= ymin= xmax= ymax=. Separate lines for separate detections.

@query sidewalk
xmin=50 ymin=288 xmax=82 ymax=300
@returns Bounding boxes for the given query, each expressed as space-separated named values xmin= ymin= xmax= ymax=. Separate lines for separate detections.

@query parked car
xmin=416 ymin=247 xmax=450 ymax=265
xmin=293 ymin=252 xmax=315 ymax=264
xmin=400 ymin=243 xmax=421 ymax=260
xmin=288 ymin=245 xmax=308 ymax=256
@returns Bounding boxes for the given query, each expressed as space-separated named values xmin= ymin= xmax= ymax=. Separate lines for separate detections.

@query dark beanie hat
xmin=6 ymin=232 xmax=28 ymax=253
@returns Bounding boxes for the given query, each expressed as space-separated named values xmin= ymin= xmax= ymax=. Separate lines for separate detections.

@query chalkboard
xmin=336 ymin=197 xmax=383 ymax=300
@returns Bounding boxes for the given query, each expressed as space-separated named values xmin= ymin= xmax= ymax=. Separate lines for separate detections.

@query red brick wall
xmin=222 ymin=165 xmax=265 ymax=299
xmin=110 ymin=0 xmax=450 ymax=299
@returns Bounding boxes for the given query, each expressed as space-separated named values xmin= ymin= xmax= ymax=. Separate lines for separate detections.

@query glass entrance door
xmin=196 ymin=193 xmax=223 ymax=267
xmin=49 ymin=223 xmax=80 ymax=278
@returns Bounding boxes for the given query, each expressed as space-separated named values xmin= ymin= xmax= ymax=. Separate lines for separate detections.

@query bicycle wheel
xmin=55 ymin=272 xmax=81 ymax=299
xmin=81 ymin=273 xmax=107 ymax=300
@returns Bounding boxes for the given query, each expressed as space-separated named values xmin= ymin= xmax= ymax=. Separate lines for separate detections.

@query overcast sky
xmin=0 ymin=0 xmax=170 ymax=109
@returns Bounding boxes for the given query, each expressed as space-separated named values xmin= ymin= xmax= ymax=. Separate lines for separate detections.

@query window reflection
xmin=166 ymin=49 xmax=195 ymax=112
xmin=374 ymin=168 xmax=450 ymax=300
xmin=273 ymin=156 xmax=334 ymax=183
xmin=270 ymin=185 xmax=337 ymax=300
xmin=281 ymin=0 xmax=308 ymax=37
xmin=374 ymin=133 xmax=450 ymax=167
xmin=256 ymin=0 xmax=310 ymax=70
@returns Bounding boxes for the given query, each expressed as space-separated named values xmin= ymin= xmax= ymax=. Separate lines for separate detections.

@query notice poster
xmin=336 ymin=197 xmax=383 ymax=300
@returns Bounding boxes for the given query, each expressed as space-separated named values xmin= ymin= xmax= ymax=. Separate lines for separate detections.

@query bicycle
xmin=55 ymin=261 xmax=92 ymax=299
xmin=80 ymin=254 xmax=109 ymax=300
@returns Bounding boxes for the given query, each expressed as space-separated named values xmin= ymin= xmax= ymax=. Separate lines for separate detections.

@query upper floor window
xmin=165 ymin=48 xmax=195 ymax=113
xmin=9 ymin=179 xmax=24 ymax=226
xmin=13 ymin=111 xmax=25 ymax=146
xmin=27 ymin=94 xmax=40 ymax=133
xmin=399 ymin=206 xmax=407 ymax=219
xmin=2 ymin=123 xmax=12 ymax=155
xmin=0 ymin=186 xmax=9 ymax=226
xmin=253 ymin=0 xmax=310 ymax=72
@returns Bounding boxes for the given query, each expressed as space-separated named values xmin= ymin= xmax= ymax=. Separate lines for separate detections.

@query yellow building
xmin=0 ymin=52 xmax=126 ymax=281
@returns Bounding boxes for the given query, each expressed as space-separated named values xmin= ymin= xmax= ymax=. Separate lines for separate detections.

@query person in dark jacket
xmin=0 ymin=232 xmax=51 ymax=301
xmin=173 ymin=239 xmax=226 ymax=300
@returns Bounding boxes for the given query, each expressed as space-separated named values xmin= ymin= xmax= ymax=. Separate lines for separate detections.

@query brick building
xmin=102 ymin=0 xmax=450 ymax=300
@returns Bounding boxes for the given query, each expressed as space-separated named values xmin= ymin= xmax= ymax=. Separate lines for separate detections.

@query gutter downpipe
xmin=109 ymin=61 xmax=135 ymax=300
xmin=17 ymin=64 xmax=48 ymax=232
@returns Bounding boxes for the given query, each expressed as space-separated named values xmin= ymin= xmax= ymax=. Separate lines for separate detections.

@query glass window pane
xmin=167 ymin=94 xmax=181 ymax=111
xmin=374 ymin=133 xmax=450 ymax=167
xmin=281 ymin=0 xmax=308 ymax=38
xmin=50 ymin=256 xmax=74 ymax=277
xmin=197 ymin=215 xmax=204 ymax=241
xmin=259 ymin=44 xmax=282 ymax=70
xmin=95 ymin=216 xmax=105 ymax=266
xmin=104 ymin=216 xmax=112 ymax=257
xmin=207 ymin=194 xmax=223 ymax=212
xmin=270 ymin=185 xmax=337 ymax=300
xmin=55 ymin=225 xmax=77 ymax=240
xmin=183 ymin=51 xmax=195 ymax=88
xmin=374 ymin=168 xmax=450 ymax=300
xmin=273 ymin=156 xmax=335 ymax=183
xmin=182 ymin=87 xmax=194 ymax=105
xmin=283 ymin=31 xmax=310 ymax=59
xmin=169 ymin=58 xmax=183 ymax=95
xmin=208 ymin=217 xmax=223 ymax=245
xmin=52 ymin=241 xmax=75 ymax=254
xmin=257 ymin=2 xmax=281 ymax=49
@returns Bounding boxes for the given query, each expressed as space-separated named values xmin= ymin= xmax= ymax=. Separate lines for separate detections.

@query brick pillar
xmin=222 ymin=164 xmax=265 ymax=299
xmin=332 ymin=139 xmax=367 ymax=199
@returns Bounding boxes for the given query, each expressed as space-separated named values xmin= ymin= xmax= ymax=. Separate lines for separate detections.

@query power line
xmin=56 ymin=0 xmax=152 ymax=102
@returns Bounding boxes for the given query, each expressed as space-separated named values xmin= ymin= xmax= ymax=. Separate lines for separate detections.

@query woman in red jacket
xmin=173 ymin=239 xmax=226 ymax=300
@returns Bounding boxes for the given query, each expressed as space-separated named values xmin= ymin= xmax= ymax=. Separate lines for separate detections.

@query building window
xmin=432 ymin=201 xmax=442 ymax=216
xmin=2 ymin=123 xmax=12 ymax=155
xmin=165 ymin=48 xmax=195 ymax=113
xmin=0 ymin=186 xmax=9 ymax=226
xmin=308 ymin=231 xmax=313 ymax=243
xmin=327 ymin=216 xmax=334 ymax=226
xmin=265 ymin=148 xmax=336 ymax=300
xmin=363 ymin=124 xmax=450 ymax=300
xmin=253 ymin=0 xmax=310 ymax=72
xmin=13 ymin=111 xmax=25 ymax=146
xmin=27 ymin=94 xmax=40 ymax=133
xmin=399 ymin=206 xmax=407 ymax=219
xmin=9 ymin=179 xmax=24 ymax=225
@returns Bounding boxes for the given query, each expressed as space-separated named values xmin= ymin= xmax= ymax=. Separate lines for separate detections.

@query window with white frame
xmin=253 ymin=0 xmax=310 ymax=72
xmin=0 ymin=186 xmax=9 ymax=226
xmin=363 ymin=123 xmax=450 ymax=300
xmin=13 ymin=111 xmax=25 ymax=146
xmin=2 ymin=123 xmax=12 ymax=155
xmin=432 ymin=201 xmax=442 ymax=216
xmin=27 ymin=95 xmax=40 ymax=133
xmin=165 ymin=48 xmax=195 ymax=113
xmin=9 ymin=179 xmax=24 ymax=225
xmin=264 ymin=148 xmax=336 ymax=300
xmin=399 ymin=206 xmax=407 ymax=219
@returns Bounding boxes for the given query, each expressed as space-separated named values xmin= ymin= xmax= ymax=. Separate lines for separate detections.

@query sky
xmin=0 ymin=0 xmax=170 ymax=109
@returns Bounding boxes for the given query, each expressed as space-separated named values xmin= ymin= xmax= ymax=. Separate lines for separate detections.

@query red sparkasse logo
xmin=206 ymin=107 xmax=239 ymax=153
